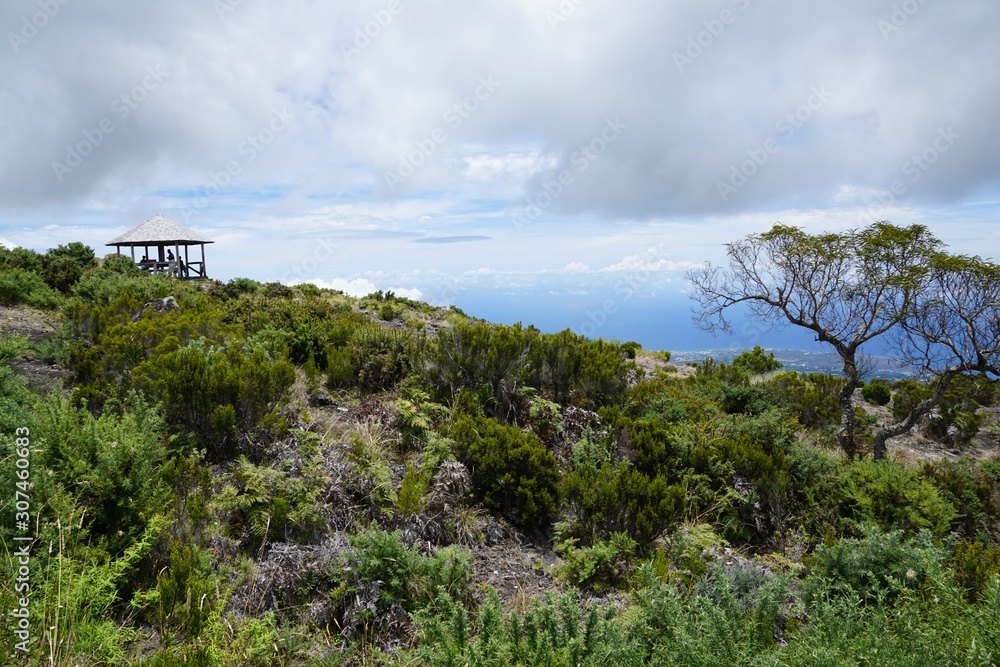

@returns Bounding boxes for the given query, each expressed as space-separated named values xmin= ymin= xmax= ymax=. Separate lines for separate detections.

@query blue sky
xmin=2 ymin=0 xmax=999 ymax=351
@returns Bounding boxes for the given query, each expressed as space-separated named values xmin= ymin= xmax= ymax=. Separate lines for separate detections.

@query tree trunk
xmin=873 ymin=370 xmax=956 ymax=460
xmin=837 ymin=354 xmax=861 ymax=459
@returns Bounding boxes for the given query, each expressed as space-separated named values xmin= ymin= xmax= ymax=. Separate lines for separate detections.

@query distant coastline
xmin=668 ymin=348 xmax=916 ymax=381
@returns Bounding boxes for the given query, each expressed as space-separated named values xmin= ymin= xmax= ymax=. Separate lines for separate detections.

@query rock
xmin=131 ymin=296 xmax=180 ymax=322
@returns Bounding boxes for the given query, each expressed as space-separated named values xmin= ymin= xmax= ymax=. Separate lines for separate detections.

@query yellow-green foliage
xmin=837 ymin=459 xmax=956 ymax=535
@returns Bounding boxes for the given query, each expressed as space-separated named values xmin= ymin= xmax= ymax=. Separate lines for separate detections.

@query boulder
xmin=131 ymin=296 xmax=180 ymax=322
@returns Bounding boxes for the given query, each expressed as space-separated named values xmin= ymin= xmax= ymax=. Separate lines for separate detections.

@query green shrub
xmin=42 ymin=241 xmax=97 ymax=292
xmin=562 ymin=462 xmax=684 ymax=546
xmin=352 ymin=326 xmax=410 ymax=393
xmin=732 ymin=346 xmax=782 ymax=375
xmin=0 ymin=267 xmax=62 ymax=308
xmin=422 ymin=320 xmax=535 ymax=420
xmin=325 ymin=345 xmax=356 ymax=389
xmin=0 ymin=245 xmax=44 ymax=273
xmin=344 ymin=527 xmax=471 ymax=613
xmin=949 ymin=539 xmax=1000 ymax=602
xmin=450 ymin=413 xmax=560 ymax=530
xmin=134 ymin=339 xmax=295 ymax=460
xmin=214 ymin=444 xmax=326 ymax=547
xmin=721 ymin=384 xmax=771 ymax=415
xmin=837 ymin=459 xmax=956 ymax=536
xmin=555 ymin=532 xmax=638 ymax=592
xmin=862 ymin=379 xmax=892 ymax=406
xmin=893 ymin=376 xmax=988 ymax=445
xmin=765 ymin=371 xmax=844 ymax=429
xmin=920 ymin=459 xmax=1000 ymax=539
xmin=804 ymin=527 xmax=944 ymax=606
xmin=33 ymin=391 xmax=171 ymax=555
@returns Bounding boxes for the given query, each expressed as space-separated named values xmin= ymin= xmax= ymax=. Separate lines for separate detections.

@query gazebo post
xmin=106 ymin=214 xmax=213 ymax=279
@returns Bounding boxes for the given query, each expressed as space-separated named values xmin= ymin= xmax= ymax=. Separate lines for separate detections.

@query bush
xmin=837 ymin=459 xmax=956 ymax=536
xmin=134 ymin=339 xmax=295 ymax=460
xmin=42 ymin=241 xmax=97 ymax=292
xmin=450 ymin=413 xmax=560 ymax=531
xmin=861 ymin=379 xmax=891 ymax=406
xmin=101 ymin=253 xmax=143 ymax=276
xmin=422 ymin=321 xmax=534 ymax=421
xmin=949 ymin=539 xmax=1000 ymax=602
xmin=352 ymin=326 xmax=410 ymax=393
xmin=555 ymin=532 xmax=638 ymax=592
xmin=0 ymin=268 xmax=61 ymax=308
xmin=732 ymin=346 xmax=782 ymax=375
xmin=721 ymin=384 xmax=771 ymax=415
xmin=893 ymin=376 xmax=988 ymax=445
xmin=804 ymin=527 xmax=944 ymax=606
xmin=33 ymin=391 xmax=171 ymax=555
xmin=562 ymin=461 xmax=685 ymax=546
xmin=765 ymin=371 xmax=844 ymax=429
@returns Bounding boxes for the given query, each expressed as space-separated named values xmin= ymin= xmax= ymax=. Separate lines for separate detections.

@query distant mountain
xmin=668 ymin=348 xmax=917 ymax=381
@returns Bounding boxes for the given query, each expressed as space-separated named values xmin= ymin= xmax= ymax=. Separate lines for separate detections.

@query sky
xmin=2 ymin=0 xmax=999 ymax=351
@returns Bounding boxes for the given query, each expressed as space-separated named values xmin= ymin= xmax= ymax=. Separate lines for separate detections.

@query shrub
xmin=450 ymin=413 xmax=559 ymax=531
xmin=352 ymin=326 xmax=410 ymax=393
xmin=804 ymin=527 xmax=945 ymax=606
xmin=862 ymin=379 xmax=892 ymax=406
xmin=765 ymin=371 xmax=844 ymax=429
xmin=0 ymin=267 xmax=62 ymax=308
xmin=33 ymin=391 xmax=170 ymax=555
xmin=134 ymin=339 xmax=295 ymax=460
xmin=949 ymin=539 xmax=1000 ymax=602
xmin=325 ymin=346 xmax=356 ymax=389
xmin=42 ymin=241 xmax=97 ymax=292
xmin=562 ymin=457 xmax=685 ymax=546
xmin=721 ymin=384 xmax=771 ymax=415
xmin=732 ymin=346 xmax=782 ymax=375
xmin=422 ymin=320 xmax=534 ymax=421
xmin=555 ymin=532 xmax=638 ymax=592
xmin=214 ymin=453 xmax=326 ymax=546
xmin=837 ymin=459 xmax=956 ymax=536
xmin=101 ymin=252 xmax=143 ymax=275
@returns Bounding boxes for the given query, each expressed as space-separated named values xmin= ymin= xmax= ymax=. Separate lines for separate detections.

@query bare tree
xmin=688 ymin=222 xmax=940 ymax=458
xmin=875 ymin=254 xmax=1000 ymax=458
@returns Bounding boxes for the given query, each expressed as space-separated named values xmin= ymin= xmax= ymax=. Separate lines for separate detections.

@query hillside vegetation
xmin=2 ymin=244 xmax=1000 ymax=666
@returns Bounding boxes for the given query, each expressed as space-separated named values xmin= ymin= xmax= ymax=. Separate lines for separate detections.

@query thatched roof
xmin=106 ymin=214 xmax=213 ymax=247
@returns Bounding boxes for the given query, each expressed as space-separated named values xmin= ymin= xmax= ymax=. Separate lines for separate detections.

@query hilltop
xmin=1 ymin=246 xmax=1000 ymax=665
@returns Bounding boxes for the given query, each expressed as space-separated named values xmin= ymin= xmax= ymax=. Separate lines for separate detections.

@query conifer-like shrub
xmin=862 ymin=379 xmax=892 ymax=406
xmin=449 ymin=413 xmax=560 ymax=530
xmin=0 ymin=267 xmax=61 ymax=309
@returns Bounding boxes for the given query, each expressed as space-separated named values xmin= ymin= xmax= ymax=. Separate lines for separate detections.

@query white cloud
xmin=560 ymin=261 xmax=590 ymax=273
xmin=288 ymin=276 xmax=421 ymax=301
xmin=0 ymin=238 xmax=17 ymax=250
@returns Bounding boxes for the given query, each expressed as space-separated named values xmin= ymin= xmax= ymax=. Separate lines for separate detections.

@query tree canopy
xmin=689 ymin=222 xmax=999 ymax=459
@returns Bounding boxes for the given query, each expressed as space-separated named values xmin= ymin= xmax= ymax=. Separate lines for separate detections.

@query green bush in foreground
xmin=450 ymin=412 xmax=560 ymax=531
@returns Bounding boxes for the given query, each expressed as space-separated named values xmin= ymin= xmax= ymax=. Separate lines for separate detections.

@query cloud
xmin=288 ymin=276 xmax=422 ymax=301
xmin=413 ymin=235 xmax=491 ymax=244
xmin=560 ymin=261 xmax=590 ymax=273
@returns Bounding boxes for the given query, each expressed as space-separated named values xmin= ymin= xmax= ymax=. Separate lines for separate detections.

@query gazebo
xmin=106 ymin=214 xmax=213 ymax=279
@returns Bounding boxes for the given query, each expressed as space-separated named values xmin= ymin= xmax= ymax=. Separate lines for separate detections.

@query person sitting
xmin=167 ymin=250 xmax=175 ymax=261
